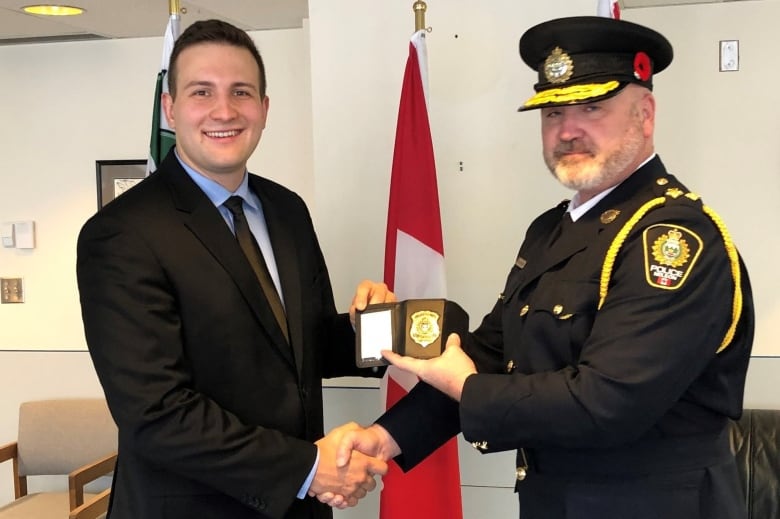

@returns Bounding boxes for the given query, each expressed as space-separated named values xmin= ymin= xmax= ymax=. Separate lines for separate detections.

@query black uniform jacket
xmin=377 ymin=156 xmax=754 ymax=519
xmin=77 ymin=150 xmax=376 ymax=519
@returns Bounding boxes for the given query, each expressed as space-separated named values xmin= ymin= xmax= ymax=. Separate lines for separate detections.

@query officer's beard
xmin=545 ymin=108 xmax=645 ymax=195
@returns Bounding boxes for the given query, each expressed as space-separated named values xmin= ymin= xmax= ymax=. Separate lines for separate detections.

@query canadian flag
xmin=380 ymin=30 xmax=463 ymax=519
xmin=597 ymin=0 xmax=621 ymax=19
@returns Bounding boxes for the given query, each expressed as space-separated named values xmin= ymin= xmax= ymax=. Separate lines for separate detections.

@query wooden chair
xmin=68 ymin=452 xmax=116 ymax=519
xmin=0 ymin=398 xmax=117 ymax=519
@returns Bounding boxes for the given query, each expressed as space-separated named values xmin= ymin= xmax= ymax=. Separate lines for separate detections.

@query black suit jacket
xmin=77 ymin=151 xmax=373 ymax=519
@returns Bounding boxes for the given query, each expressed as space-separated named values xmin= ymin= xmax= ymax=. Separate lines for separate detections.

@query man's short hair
xmin=168 ymin=19 xmax=267 ymax=99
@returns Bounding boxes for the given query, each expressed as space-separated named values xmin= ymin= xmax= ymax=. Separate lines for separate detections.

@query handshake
xmin=307 ymin=329 xmax=478 ymax=508
xmin=308 ymin=421 xmax=401 ymax=509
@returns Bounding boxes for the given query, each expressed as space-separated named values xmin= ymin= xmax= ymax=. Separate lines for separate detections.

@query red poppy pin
xmin=634 ymin=52 xmax=652 ymax=81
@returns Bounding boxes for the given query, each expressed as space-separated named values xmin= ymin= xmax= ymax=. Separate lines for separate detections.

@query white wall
xmin=1 ymin=1 xmax=780 ymax=517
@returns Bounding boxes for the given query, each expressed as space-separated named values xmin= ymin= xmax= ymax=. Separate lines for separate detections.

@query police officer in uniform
xmin=328 ymin=15 xmax=754 ymax=519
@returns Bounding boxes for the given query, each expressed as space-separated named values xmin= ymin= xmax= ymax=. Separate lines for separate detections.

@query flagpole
xmin=413 ymin=1 xmax=426 ymax=32
xmin=169 ymin=0 xmax=181 ymax=38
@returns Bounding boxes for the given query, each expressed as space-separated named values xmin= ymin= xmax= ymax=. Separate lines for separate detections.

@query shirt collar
xmin=174 ymin=149 xmax=256 ymax=208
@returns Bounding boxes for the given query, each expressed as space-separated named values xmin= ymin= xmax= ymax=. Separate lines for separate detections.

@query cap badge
xmin=544 ymin=47 xmax=574 ymax=84
xmin=634 ymin=51 xmax=652 ymax=81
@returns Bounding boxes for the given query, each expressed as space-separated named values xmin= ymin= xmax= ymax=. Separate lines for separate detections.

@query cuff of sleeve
xmin=297 ymin=448 xmax=319 ymax=499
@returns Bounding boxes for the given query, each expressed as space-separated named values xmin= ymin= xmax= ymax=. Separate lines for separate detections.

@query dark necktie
xmin=561 ymin=212 xmax=574 ymax=233
xmin=548 ymin=211 xmax=574 ymax=248
xmin=224 ymin=196 xmax=289 ymax=343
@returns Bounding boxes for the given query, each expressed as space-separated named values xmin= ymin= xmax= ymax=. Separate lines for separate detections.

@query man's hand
xmin=382 ymin=333 xmax=476 ymax=401
xmin=313 ymin=423 xmax=401 ymax=508
xmin=309 ymin=423 xmax=388 ymax=508
xmin=349 ymin=280 xmax=396 ymax=326
xmin=335 ymin=423 xmax=400 ymax=467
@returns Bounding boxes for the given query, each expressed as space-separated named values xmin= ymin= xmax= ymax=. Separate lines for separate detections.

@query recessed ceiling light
xmin=22 ymin=5 xmax=85 ymax=16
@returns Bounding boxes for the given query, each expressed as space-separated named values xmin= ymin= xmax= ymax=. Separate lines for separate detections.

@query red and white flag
xmin=597 ymin=0 xmax=621 ymax=19
xmin=380 ymin=30 xmax=462 ymax=519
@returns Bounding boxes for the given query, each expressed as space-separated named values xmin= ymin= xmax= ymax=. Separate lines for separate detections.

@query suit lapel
xmin=160 ymin=156 xmax=295 ymax=368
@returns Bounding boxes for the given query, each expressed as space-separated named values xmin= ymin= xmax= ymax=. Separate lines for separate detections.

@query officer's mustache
xmin=554 ymin=140 xmax=594 ymax=159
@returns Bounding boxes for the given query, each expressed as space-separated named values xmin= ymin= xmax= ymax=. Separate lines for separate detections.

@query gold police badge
xmin=642 ymin=224 xmax=703 ymax=290
xmin=409 ymin=310 xmax=441 ymax=347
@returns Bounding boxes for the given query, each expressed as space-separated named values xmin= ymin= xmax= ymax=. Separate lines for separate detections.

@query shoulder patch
xmin=642 ymin=224 xmax=703 ymax=289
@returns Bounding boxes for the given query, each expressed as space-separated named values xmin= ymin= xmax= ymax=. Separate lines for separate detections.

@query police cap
xmin=518 ymin=16 xmax=673 ymax=111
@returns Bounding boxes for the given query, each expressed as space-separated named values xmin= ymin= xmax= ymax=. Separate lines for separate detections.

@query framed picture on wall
xmin=96 ymin=159 xmax=146 ymax=209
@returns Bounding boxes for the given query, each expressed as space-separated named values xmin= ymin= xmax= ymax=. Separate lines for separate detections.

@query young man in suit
xmin=329 ymin=16 xmax=754 ymax=519
xmin=77 ymin=19 xmax=391 ymax=519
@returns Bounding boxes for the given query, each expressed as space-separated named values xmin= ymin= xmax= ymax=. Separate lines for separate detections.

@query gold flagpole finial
xmin=169 ymin=0 xmax=180 ymax=16
xmin=413 ymin=1 xmax=427 ymax=32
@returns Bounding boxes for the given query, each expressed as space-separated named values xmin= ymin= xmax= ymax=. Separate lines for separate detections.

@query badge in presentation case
xmin=355 ymin=299 xmax=469 ymax=368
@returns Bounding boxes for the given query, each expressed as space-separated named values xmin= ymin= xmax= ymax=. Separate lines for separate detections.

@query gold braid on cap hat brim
xmin=524 ymin=80 xmax=621 ymax=108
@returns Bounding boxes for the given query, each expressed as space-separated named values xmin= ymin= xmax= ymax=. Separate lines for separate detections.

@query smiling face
xmin=162 ymin=42 xmax=269 ymax=191
xmin=540 ymin=85 xmax=655 ymax=204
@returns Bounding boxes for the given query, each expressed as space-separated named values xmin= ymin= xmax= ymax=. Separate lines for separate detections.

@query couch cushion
xmin=729 ymin=409 xmax=780 ymax=519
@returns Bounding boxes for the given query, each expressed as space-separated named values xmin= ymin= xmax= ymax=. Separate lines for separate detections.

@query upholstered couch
xmin=729 ymin=409 xmax=780 ymax=519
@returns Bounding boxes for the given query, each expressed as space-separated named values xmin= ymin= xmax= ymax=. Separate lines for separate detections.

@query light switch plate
xmin=720 ymin=40 xmax=739 ymax=72
xmin=0 ymin=223 xmax=13 ymax=248
xmin=13 ymin=221 xmax=35 ymax=249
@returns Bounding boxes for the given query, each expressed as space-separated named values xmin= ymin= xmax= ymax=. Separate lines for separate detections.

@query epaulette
xmin=597 ymin=184 xmax=743 ymax=354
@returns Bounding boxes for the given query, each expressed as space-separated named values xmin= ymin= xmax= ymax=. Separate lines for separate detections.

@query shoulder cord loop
xmin=597 ymin=194 xmax=742 ymax=353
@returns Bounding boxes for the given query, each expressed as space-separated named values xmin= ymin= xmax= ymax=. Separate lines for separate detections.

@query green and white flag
xmin=147 ymin=14 xmax=180 ymax=174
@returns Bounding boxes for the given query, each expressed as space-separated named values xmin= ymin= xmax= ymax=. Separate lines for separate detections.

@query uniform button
xmin=516 ymin=466 xmax=527 ymax=481
xmin=553 ymin=304 xmax=563 ymax=315
xmin=506 ymin=360 xmax=515 ymax=373
xmin=519 ymin=305 xmax=529 ymax=316
xmin=600 ymin=209 xmax=620 ymax=224
xmin=656 ymin=178 xmax=669 ymax=185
